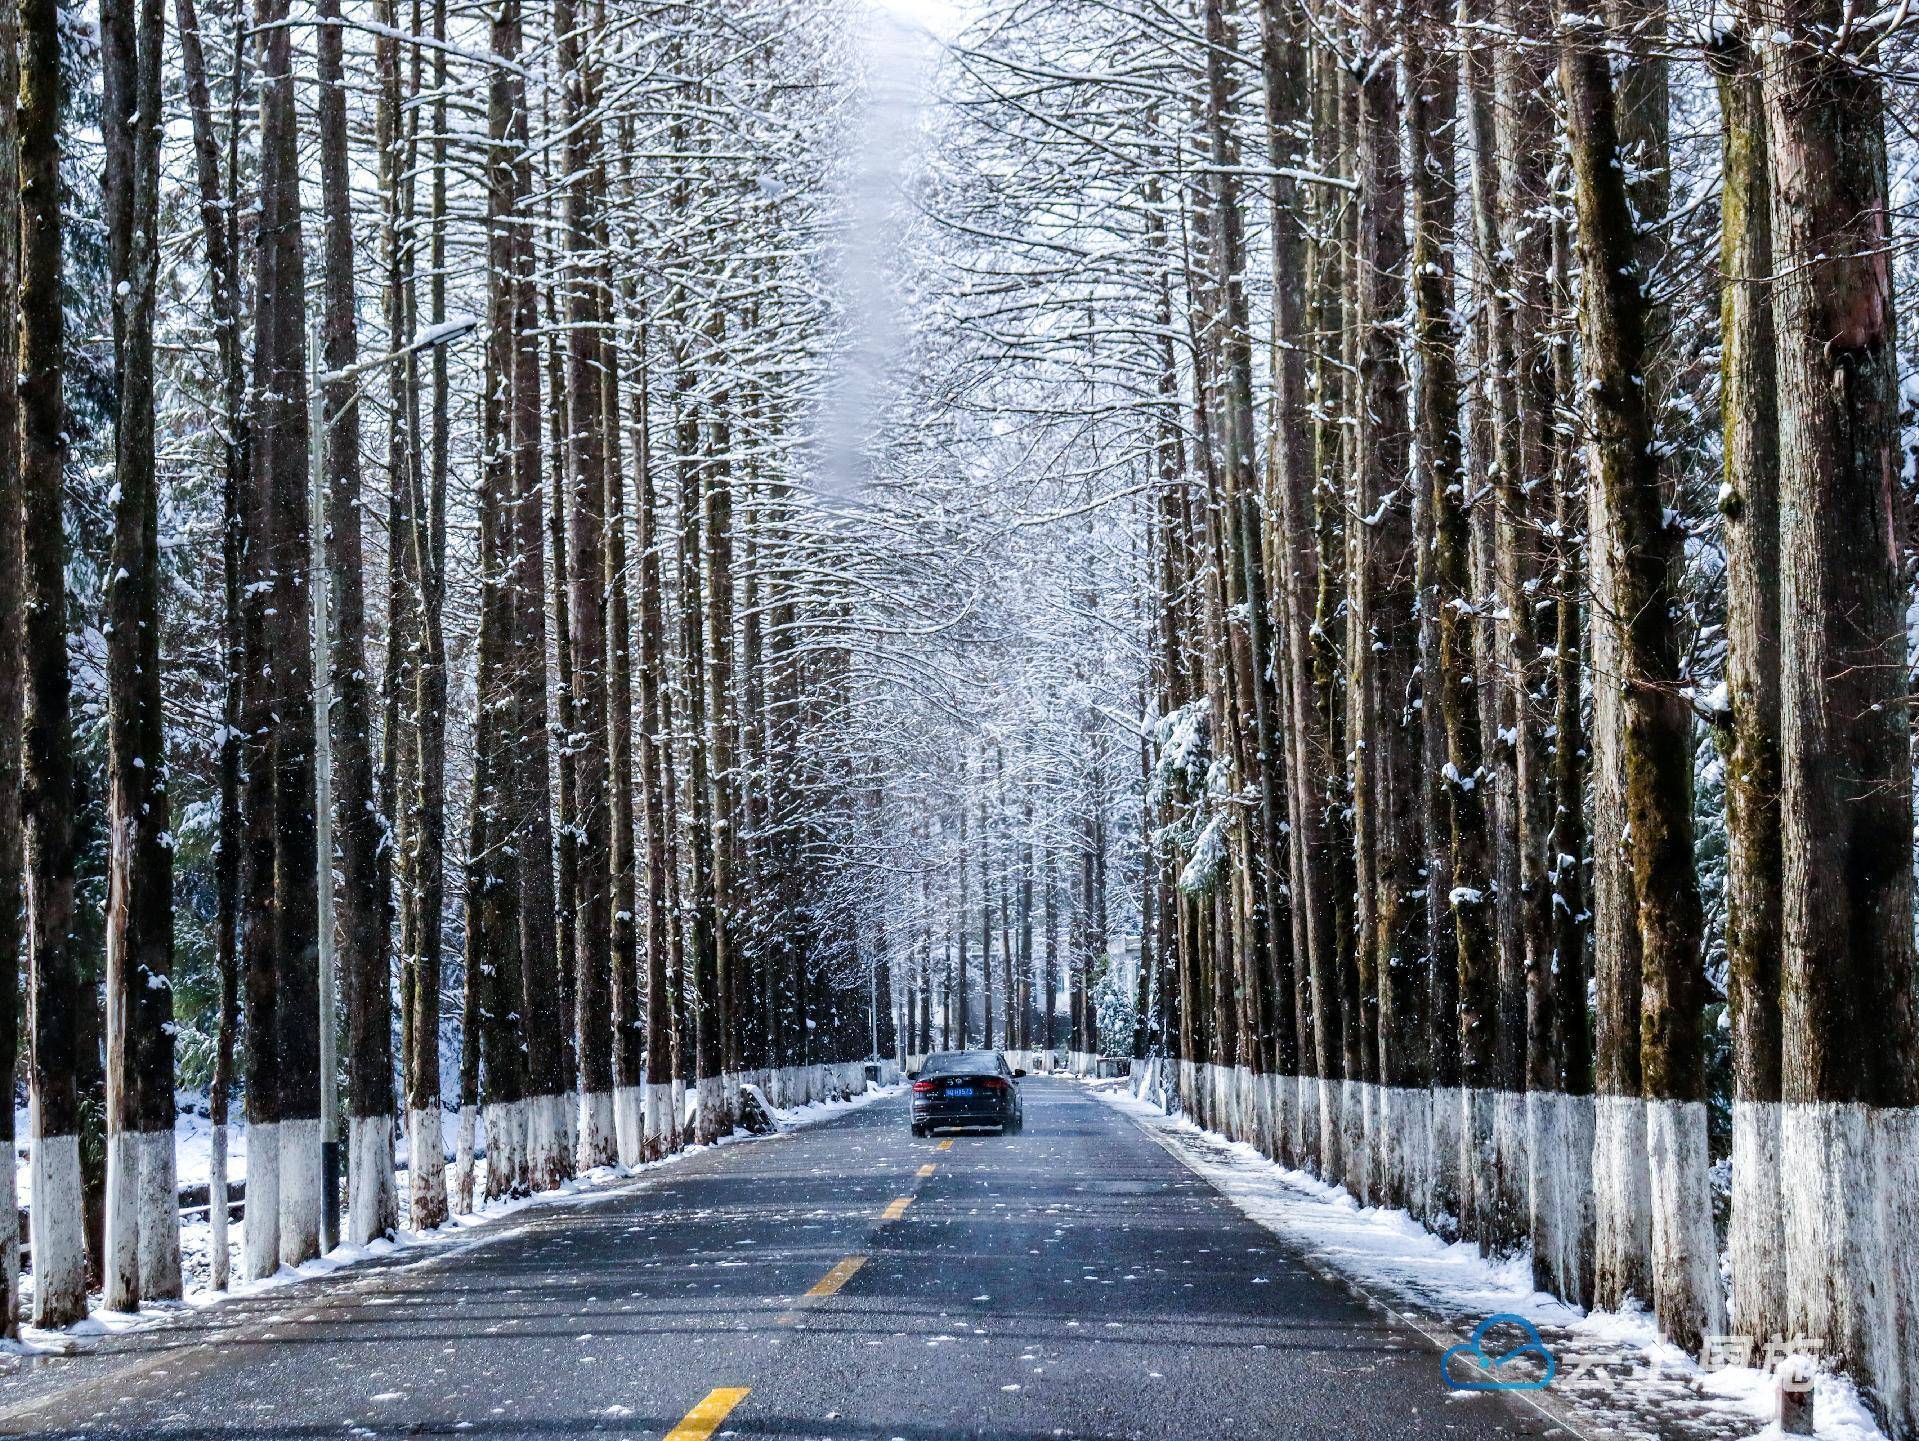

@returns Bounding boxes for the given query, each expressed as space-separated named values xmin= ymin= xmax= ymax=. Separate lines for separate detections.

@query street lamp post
xmin=312 ymin=315 xmax=476 ymax=1252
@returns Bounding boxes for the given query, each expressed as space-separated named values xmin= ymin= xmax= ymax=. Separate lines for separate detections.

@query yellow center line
xmin=916 ymin=1163 xmax=936 ymax=1177
xmin=665 ymin=1387 xmax=750 ymax=1441
xmin=806 ymin=1254 xmax=867 ymax=1297
xmin=882 ymin=1196 xmax=912 ymax=1220
xmin=936 ymin=1139 xmax=953 ymax=1151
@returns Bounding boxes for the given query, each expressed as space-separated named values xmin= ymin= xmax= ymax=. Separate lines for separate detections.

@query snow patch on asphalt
xmin=1082 ymin=1075 xmax=1886 ymax=1441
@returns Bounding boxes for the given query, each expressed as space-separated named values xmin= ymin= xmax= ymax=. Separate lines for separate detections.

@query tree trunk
xmin=503 ymin=22 xmax=565 ymax=1191
xmin=1763 ymin=0 xmax=1919 ymax=1418
xmin=631 ymin=327 xmax=675 ymax=1155
xmin=1545 ymin=201 xmax=1594 ymax=1307
xmin=173 ymin=0 xmax=245 ymax=1294
xmin=605 ymin=330 xmax=645 ymax=1165
xmin=254 ymin=0 xmax=324 ymax=1269
xmin=473 ymin=270 xmax=528 ymax=1198
xmin=313 ymin=0 xmax=397 ymax=1249
xmin=557 ymin=0 xmax=617 ymax=1167
xmin=957 ymin=801 xmax=971 ymax=1045
xmin=1353 ymin=0 xmax=1421 ymax=1213
xmin=1707 ymin=24 xmax=1784 ymax=1352
xmin=546 ymin=313 xmax=580 ymax=1128
xmin=979 ymin=788 xmax=994 ymax=1049
xmin=701 ymin=312 xmax=741 ymax=1128
xmin=0 ymin=0 xmax=22 ymax=1332
xmin=99 ymin=0 xmax=176 ymax=1308
xmin=1561 ymin=9 xmax=1720 ymax=1349
xmin=1406 ymin=0 xmax=1471 ymax=1240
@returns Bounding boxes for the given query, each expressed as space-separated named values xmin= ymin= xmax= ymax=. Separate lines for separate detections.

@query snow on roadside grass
xmin=1081 ymin=1077 xmax=1886 ymax=1441
xmin=11 ymin=1080 xmax=903 ymax=1356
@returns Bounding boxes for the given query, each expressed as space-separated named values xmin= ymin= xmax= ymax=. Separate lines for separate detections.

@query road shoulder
xmin=1080 ymin=1075 xmax=1886 ymax=1441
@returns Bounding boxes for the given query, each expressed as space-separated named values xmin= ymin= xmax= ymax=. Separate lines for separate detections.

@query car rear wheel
xmin=911 ymin=1122 xmax=927 ymax=1138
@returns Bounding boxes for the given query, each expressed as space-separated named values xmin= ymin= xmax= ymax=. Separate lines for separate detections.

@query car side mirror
xmin=906 ymin=1071 xmax=919 ymax=1081
xmin=1013 ymin=1069 xmax=1027 ymax=1078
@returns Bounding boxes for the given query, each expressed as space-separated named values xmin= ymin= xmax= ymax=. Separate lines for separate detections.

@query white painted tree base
xmin=1594 ymin=1092 xmax=1653 ymax=1309
xmin=1729 ymin=1098 xmax=1783 ymax=1345
xmin=1527 ymin=1091 xmax=1593 ymax=1307
xmin=556 ymin=1091 xmax=579 ymax=1179
xmin=1783 ymin=1102 xmax=1883 ymax=1404
xmin=559 ymin=1093 xmax=578 ymax=1169
xmin=1267 ymin=1072 xmax=1294 ymax=1167
xmin=578 ymin=1090 xmax=617 ymax=1169
xmin=240 ymin=1119 xmax=280 ymax=1281
xmin=524 ymin=1093 xmax=555 ymax=1192
xmin=526 ymin=1092 xmax=571 ymax=1191
xmin=1317 ymin=1075 xmax=1343 ymax=1180
xmin=1875 ymin=1106 xmax=1919 ymax=1438
xmin=103 ymin=1127 xmax=142 ymax=1309
xmin=1244 ymin=1067 xmax=1271 ymax=1160
xmin=483 ymin=1099 xmax=528 ymax=1199
xmin=453 ymin=1102 xmax=477 ymax=1215
xmin=613 ymin=1085 xmax=645 ymax=1168
xmin=346 ymin=1113 xmax=398 ymax=1245
xmin=209 ymin=1123 xmax=230 ymax=1292
xmin=0 ymin=1138 xmax=17 ymax=1333
xmin=30 ymin=1131 xmax=86 ymax=1326
xmin=408 ymin=1106 xmax=449 ymax=1230
xmin=1646 ymin=1097 xmax=1725 ymax=1351
xmin=1299 ymin=1075 xmax=1323 ymax=1174
xmin=1428 ymin=1085 xmax=1462 ymax=1240
xmin=644 ymin=1082 xmax=675 ymax=1158
xmin=1491 ymin=1089 xmax=1528 ymax=1251
xmin=1344 ymin=1080 xmax=1371 ymax=1205
xmin=138 ymin=1127 xmax=182 ymax=1300
xmin=696 ymin=1076 xmax=725 ymax=1144
xmin=1381 ymin=1086 xmax=1433 ymax=1219
xmin=279 ymin=1116 xmax=322 ymax=1267
xmin=1460 ymin=1086 xmax=1498 ymax=1248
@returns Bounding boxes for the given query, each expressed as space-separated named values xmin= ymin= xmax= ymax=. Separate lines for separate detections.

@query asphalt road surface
xmin=0 ymin=1078 xmax=1570 ymax=1440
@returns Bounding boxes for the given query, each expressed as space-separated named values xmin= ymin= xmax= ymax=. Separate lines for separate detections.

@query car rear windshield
xmin=921 ymin=1051 xmax=1003 ymax=1076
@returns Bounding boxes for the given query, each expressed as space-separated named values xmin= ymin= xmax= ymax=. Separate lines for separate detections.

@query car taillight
xmin=913 ymin=1080 xmax=935 ymax=1094
xmin=980 ymin=1077 xmax=1008 ymax=1091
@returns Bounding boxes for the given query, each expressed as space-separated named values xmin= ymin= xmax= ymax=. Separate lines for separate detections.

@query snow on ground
xmin=1082 ymin=1076 xmax=1887 ymax=1441
xmin=11 ymin=1080 xmax=903 ymax=1355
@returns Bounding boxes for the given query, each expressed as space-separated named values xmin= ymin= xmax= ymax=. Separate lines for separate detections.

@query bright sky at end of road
xmin=864 ymin=0 xmax=966 ymax=39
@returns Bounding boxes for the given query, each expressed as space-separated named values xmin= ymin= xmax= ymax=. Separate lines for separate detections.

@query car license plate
xmin=944 ymin=1086 xmax=974 ymax=1098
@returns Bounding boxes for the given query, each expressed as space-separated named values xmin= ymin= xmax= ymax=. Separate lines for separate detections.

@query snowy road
xmin=0 ymin=1079 xmax=1564 ymax=1439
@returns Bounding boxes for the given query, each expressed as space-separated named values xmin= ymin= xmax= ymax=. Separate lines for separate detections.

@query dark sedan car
xmin=910 ymin=1050 xmax=1025 ymax=1136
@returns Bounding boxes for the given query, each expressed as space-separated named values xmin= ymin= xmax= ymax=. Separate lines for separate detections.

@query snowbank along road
xmin=0 ymin=1078 xmax=1572 ymax=1439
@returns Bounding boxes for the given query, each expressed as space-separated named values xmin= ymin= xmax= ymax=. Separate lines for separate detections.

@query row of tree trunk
xmin=1110 ymin=0 xmax=1919 ymax=1428
xmin=898 ymin=810 xmax=1109 ymax=1065
xmin=0 ymin=0 xmax=884 ymax=1334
